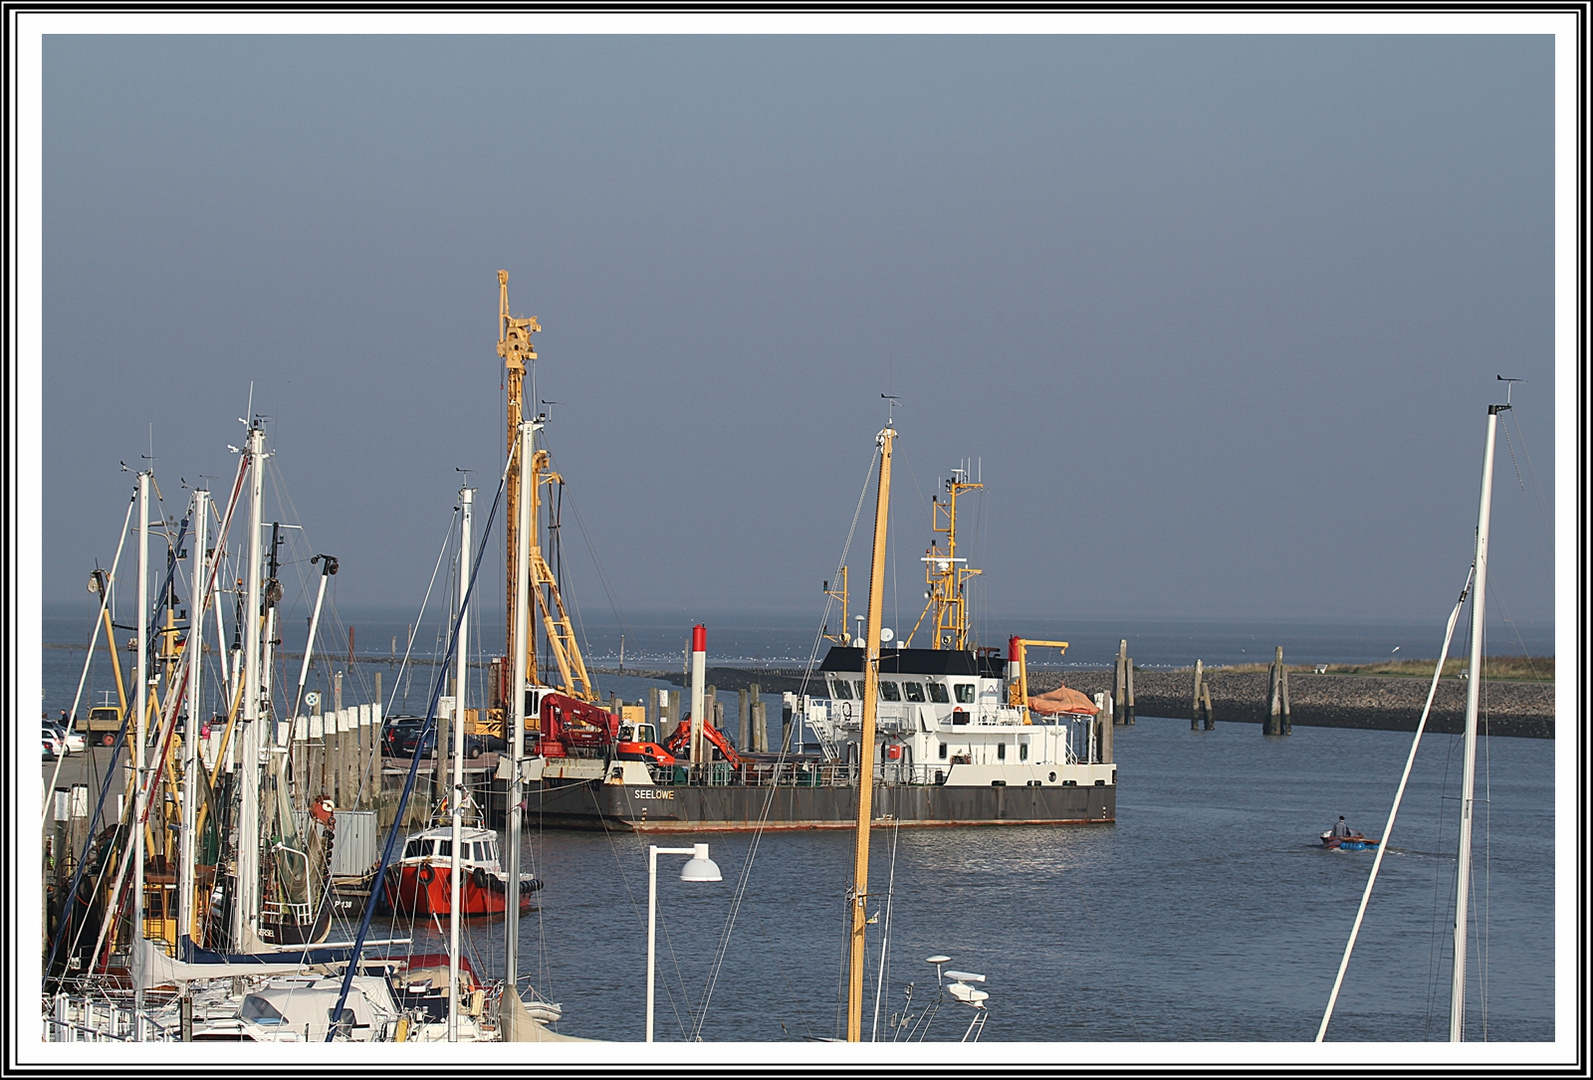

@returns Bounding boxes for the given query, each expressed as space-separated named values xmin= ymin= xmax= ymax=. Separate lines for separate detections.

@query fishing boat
xmin=380 ymin=821 xmax=541 ymax=917
xmin=42 ymin=422 xmax=383 ymax=1039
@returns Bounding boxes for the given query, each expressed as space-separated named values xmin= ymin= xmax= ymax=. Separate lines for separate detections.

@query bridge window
xmin=830 ymin=677 xmax=855 ymax=700
xmin=879 ymin=681 xmax=901 ymax=702
xmin=902 ymin=682 xmax=925 ymax=703
xmin=927 ymin=683 xmax=949 ymax=704
xmin=954 ymin=683 xmax=975 ymax=704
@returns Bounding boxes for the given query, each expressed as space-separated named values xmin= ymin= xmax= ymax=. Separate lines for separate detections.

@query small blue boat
xmin=1320 ymin=831 xmax=1380 ymax=851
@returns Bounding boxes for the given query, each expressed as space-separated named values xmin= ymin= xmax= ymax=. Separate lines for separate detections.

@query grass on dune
xmin=1189 ymin=656 xmax=1553 ymax=682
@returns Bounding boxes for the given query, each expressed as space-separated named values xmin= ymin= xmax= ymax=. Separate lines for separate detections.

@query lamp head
xmin=679 ymin=842 xmax=722 ymax=882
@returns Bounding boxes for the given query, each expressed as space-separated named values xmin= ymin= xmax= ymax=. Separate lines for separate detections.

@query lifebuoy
xmin=471 ymin=866 xmax=488 ymax=889
xmin=417 ymin=862 xmax=435 ymax=884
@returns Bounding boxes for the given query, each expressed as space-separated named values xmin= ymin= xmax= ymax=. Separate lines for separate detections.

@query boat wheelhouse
xmin=800 ymin=646 xmax=1112 ymax=791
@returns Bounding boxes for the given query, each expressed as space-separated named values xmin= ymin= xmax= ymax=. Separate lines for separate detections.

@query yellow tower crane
xmin=496 ymin=271 xmax=597 ymax=724
xmin=497 ymin=269 xmax=539 ymax=677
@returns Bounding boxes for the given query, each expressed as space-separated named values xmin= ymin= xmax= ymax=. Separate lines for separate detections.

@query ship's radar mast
xmin=906 ymin=464 xmax=983 ymax=650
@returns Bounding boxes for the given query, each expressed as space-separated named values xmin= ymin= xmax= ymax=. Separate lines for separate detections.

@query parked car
xmin=41 ymin=726 xmax=64 ymax=760
xmin=381 ymin=717 xmax=427 ymax=757
xmin=398 ymin=725 xmax=490 ymax=760
xmin=47 ymin=722 xmax=84 ymax=755
xmin=382 ymin=715 xmax=492 ymax=759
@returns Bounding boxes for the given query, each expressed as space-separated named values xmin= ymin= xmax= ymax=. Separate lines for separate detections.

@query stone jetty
xmin=1027 ymin=669 xmax=1554 ymax=739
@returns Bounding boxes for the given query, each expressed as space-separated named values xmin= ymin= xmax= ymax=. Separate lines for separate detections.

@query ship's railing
xmin=654 ymin=760 xmax=861 ymax=788
xmin=263 ymin=898 xmax=315 ymax=927
xmin=43 ymin=993 xmax=176 ymax=1042
xmin=659 ymin=760 xmax=961 ymax=788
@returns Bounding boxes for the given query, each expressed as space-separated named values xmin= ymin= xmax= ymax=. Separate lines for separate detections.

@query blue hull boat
xmin=1320 ymin=831 xmax=1380 ymax=851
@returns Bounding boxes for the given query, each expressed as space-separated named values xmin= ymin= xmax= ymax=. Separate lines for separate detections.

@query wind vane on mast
xmin=1495 ymin=374 xmax=1523 ymax=407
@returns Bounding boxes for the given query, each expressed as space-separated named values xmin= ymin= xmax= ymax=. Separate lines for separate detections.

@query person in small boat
xmin=1330 ymin=816 xmax=1353 ymax=838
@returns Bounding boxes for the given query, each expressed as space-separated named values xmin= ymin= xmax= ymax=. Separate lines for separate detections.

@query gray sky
xmin=33 ymin=29 xmax=1561 ymax=631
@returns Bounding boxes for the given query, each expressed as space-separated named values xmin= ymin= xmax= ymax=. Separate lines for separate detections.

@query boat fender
xmin=472 ymin=866 xmax=489 ymax=889
xmin=417 ymin=862 xmax=435 ymax=884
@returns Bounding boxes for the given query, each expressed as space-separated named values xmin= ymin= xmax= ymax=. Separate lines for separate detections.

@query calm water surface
xmin=36 ymin=627 xmax=1554 ymax=1045
xmin=369 ymin=717 xmax=1554 ymax=1044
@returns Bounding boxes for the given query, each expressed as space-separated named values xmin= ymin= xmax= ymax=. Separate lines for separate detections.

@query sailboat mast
xmin=1450 ymin=402 xmax=1504 ymax=1041
xmin=847 ymin=424 xmax=895 ymax=1042
xmin=235 ymin=424 xmax=266 ymax=949
xmin=132 ymin=470 xmax=150 ymax=1024
xmin=178 ymin=487 xmax=209 ymax=954
xmin=503 ymin=418 xmax=535 ymax=1027
xmin=448 ymin=483 xmax=473 ymax=1042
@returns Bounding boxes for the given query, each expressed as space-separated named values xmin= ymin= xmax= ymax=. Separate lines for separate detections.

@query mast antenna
xmin=881 ymin=393 xmax=901 ymax=427
xmin=1495 ymin=374 xmax=1523 ymax=408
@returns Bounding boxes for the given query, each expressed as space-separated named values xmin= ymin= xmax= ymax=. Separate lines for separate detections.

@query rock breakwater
xmin=1029 ymin=669 xmax=1554 ymax=739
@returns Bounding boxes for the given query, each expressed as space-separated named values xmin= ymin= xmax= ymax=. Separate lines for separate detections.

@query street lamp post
xmin=647 ymin=843 xmax=722 ymax=1042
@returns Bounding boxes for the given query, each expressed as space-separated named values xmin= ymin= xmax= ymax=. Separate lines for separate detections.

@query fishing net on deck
xmin=1027 ymin=684 xmax=1100 ymax=716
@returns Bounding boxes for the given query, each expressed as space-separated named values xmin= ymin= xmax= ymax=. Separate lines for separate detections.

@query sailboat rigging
xmin=1317 ymin=398 xmax=1512 ymax=1042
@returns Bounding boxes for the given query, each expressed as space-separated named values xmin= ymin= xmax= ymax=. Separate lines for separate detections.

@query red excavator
xmin=664 ymin=715 xmax=744 ymax=769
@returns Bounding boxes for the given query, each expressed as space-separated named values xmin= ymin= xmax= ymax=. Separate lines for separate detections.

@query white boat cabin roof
xmin=398 ymin=826 xmax=499 ymax=863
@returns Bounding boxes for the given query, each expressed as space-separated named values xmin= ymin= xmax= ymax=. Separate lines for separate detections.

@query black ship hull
xmin=528 ymin=779 xmax=1115 ymax=832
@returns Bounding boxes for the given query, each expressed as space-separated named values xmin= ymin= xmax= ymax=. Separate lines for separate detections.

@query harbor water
xmin=36 ymin=623 xmax=1555 ymax=1044
xmin=363 ymin=716 xmax=1553 ymax=1043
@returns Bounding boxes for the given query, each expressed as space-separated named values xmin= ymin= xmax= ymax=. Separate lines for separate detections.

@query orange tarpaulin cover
xmin=1027 ymin=685 xmax=1100 ymax=716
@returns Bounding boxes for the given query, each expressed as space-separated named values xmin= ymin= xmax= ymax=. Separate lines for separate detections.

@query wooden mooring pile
xmin=1190 ymin=660 xmax=1215 ymax=730
xmin=1185 ymin=646 xmax=1292 ymax=734
xmin=1113 ymin=639 xmax=1135 ymax=726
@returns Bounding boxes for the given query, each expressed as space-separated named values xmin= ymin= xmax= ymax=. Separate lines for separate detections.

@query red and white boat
xmin=381 ymin=824 xmax=541 ymax=917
